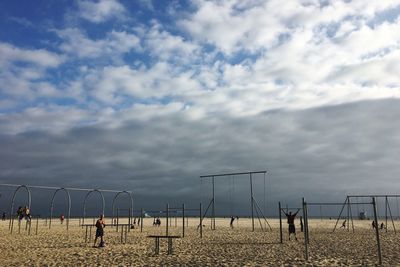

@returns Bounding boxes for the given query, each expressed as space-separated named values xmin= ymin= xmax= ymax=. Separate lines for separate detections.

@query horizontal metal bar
xmin=348 ymin=195 xmax=400 ymax=198
xmin=0 ymin=183 xmax=131 ymax=193
xmin=200 ymin=170 xmax=267 ymax=178
xmin=306 ymin=202 xmax=372 ymax=205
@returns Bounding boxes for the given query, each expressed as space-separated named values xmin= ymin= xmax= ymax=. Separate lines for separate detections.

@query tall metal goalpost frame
xmin=199 ymin=170 xmax=272 ymax=232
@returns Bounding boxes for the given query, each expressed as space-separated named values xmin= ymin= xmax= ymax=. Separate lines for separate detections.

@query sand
xmin=0 ymin=217 xmax=399 ymax=266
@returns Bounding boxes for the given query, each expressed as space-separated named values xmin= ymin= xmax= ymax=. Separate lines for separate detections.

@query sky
xmin=0 ymin=0 xmax=400 ymax=217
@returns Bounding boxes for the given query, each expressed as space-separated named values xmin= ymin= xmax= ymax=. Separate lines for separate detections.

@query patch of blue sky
xmin=368 ymin=4 xmax=400 ymax=27
xmin=227 ymin=50 xmax=262 ymax=65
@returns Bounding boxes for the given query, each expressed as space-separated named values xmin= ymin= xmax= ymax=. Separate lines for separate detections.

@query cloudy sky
xmin=0 ymin=0 xmax=400 ymax=217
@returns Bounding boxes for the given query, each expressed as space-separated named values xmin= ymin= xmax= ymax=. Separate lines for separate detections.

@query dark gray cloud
xmin=1 ymin=98 xmax=400 ymax=217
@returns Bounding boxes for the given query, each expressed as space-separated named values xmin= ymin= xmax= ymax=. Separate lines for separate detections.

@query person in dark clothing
xmin=300 ymin=216 xmax=304 ymax=232
xmin=340 ymin=220 xmax=346 ymax=229
xmin=283 ymin=209 xmax=300 ymax=241
xmin=230 ymin=216 xmax=235 ymax=228
xmin=2 ymin=212 xmax=6 ymax=221
xmin=94 ymin=214 xmax=106 ymax=248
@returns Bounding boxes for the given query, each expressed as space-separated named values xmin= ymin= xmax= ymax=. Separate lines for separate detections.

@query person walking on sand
xmin=340 ymin=220 xmax=346 ymax=229
xmin=300 ymin=216 xmax=304 ymax=232
xmin=283 ymin=209 xmax=300 ymax=241
xmin=94 ymin=214 xmax=106 ymax=248
xmin=60 ymin=214 xmax=65 ymax=224
xmin=230 ymin=216 xmax=235 ymax=228
xmin=372 ymin=220 xmax=376 ymax=229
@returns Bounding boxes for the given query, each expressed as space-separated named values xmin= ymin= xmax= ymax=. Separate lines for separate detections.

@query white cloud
xmin=56 ymin=28 xmax=140 ymax=59
xmin=77 ymin=0 xmax=126 ymax=23
xmin=0 ymin=42 xmax=64 ymax=67
xmin=144 ymin=23 xmax=200 ymax=62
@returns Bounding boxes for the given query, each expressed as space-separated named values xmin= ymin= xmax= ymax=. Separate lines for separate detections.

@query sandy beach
xmin=1 ymin=217 xmax=399 ymax=266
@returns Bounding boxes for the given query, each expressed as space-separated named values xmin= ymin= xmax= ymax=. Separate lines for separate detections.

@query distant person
xmin=156 ymin=217 xmax=161 ymax=226
xmin=380 ymin=223 xmax=386 ymax=230
xmin=300 ymin=216 xmax=304 ymax=232
xmin=230 ymin=216 xmax=235 ymax=228
xmin=60 ymin=214 xmax=65 ymax=224
xmin=283 ymin=209 xmax=300 ymax=241
xmin=372 ymin=220 xmax=376 ymax=229
xmin=133 ymin=218 xmax=136 ymax=225
xmin=23 ymin=206 xmax=31 ymax=221
xmin=94 ymin=214 xmax=106 ymax=248
xmin=2 ymin=211 xmax=6 ymax=221
xmin=340 ymin=220 xmax=346 ymax=229
xmin=17 ymin=206 xmax=23 ymax=221
xmin=137 ymin=217 xmax=141 ymax=226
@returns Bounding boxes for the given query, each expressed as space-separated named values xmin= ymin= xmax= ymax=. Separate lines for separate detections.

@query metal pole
xmin=182 ymin=204 xmax=185 ymax=238
xmin=333 ymin=197 xmax=348 ymax=232
xmin=347 ymin=197 xmax=350 ymax=231
xmin=116 ymin=209 xmax=119 ymax=232
xmin=302 ymin=198 xmax=308 ymax=261
xmin=212 ymin=176 xmax=215 ymax=230
xmin=200 ymin=202 xmax=203 ymax=238
xmin=385 ymin=196 xmax=388 ymax=233
xmin=35 ymin=217 xmax=39 ymax=235
xmin=279 ymin=202 xmax=283 ymax=243
xmin=140 ymin=208 xmax=143 ymax=232
xmin=349 ymin=199 xmax=354 ymax=233
xmin=372 ymin=197 xmax=382 ymax=265
xmin=250 ymin=173 xmax=254 ymax=232
xmin=166 ymin=204 xmax=169 ymax=236
xmin=387 ymin=199 xmax=397 ymax=234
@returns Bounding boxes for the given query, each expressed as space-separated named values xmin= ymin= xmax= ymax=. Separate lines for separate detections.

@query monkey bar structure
xmin=0 ymin=183 xmax=132 ymax=234
xmin=333 ymin=195 xmax=400 ymax=234
xmin=200 ymin=171 xmax=272 ymax=232
xmin=301 ymin=197 xmax=382 ymax=265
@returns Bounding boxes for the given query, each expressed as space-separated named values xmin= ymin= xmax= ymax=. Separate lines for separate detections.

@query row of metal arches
xmin=7 ymin=185 xmax=133 ymax=230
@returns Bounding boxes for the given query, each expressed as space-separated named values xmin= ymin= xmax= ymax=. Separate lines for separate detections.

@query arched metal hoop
xmin=49 ymin=188 xmax=71 ymax=230
xmin=82 ymin=189 xmax=105 ymax=225
xmin=9 ymin=185 xmax=32 ymax=230
xmin=111 ymin=191 xmax=133 ymax=225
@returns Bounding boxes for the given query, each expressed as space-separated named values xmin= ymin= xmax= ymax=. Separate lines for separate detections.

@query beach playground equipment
xmin=301 ymin=197 xmax=384 ymax=265
xmin=0 ymin=183 xmax=132 ymax=239
xmin=200 ymin=170 xmax=272 ymax=233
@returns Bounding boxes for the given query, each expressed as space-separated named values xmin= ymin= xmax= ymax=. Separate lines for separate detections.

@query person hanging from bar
xmin=94 ymin=214 xmax=106 ymax=248
xmin=340 ymin=219 xmax=347 ymax=229
xmin=283 ymin=209 xmax=300 ymax=241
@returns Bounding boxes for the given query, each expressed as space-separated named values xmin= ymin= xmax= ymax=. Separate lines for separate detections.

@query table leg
xmin=167 ymin=238 xmax=173 ymax=255
xmin=155 ymin=237 xmax=159 ymax=254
